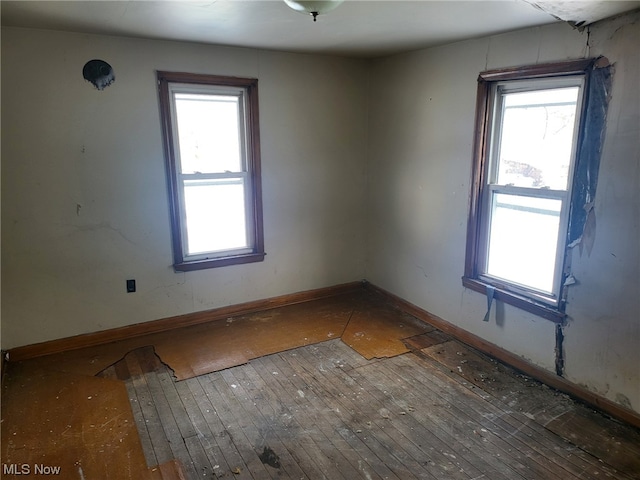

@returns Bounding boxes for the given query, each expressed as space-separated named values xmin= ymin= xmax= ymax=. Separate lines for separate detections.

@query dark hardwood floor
xmin=101 ymin=338 xmax=640 ymax=480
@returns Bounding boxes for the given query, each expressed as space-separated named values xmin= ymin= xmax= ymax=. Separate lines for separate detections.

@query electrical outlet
xmin=126 ymin=279 xmax=136 ymax=293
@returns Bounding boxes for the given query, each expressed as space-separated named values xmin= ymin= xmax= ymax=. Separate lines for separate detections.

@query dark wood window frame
xmin=462 ymin=59 xmax=596 ymax=323
xmin=157 ymin=71 xmax=265 ymax=272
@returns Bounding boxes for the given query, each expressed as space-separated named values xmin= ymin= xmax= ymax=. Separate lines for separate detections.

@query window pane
xmin=486 ymin=193 xmax=562 ymax=294
xmin=496 ymin=87 xmax=579 ymax=190
xmin=174 ymin=93 xmax=242 ymax=174
xmin=183 ymin=178 xmax=247 ymax=255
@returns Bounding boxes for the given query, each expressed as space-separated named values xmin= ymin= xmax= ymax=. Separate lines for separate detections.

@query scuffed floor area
xmin=103 ymin=339 xmax=640 ymax=479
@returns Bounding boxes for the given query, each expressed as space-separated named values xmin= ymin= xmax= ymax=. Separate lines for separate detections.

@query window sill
xmin=175 ymin=252 xmax=266 ymax=272
xmin=462 ymin=276 xmax=566 ymax=323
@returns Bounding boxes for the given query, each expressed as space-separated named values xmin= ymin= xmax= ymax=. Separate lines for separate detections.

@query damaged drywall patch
xmin=555 ymin=324 xmax=565 ymax=376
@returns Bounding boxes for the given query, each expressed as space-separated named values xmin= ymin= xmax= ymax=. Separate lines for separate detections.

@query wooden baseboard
xmin=365 ymin=282 xmax=640 ymax=430
xmin=7 ymin=281 xmax=365 ymax=362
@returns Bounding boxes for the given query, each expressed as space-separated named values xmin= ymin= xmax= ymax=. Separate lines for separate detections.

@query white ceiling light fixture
xmin=283 ymin=0 xmax=345 ymax=22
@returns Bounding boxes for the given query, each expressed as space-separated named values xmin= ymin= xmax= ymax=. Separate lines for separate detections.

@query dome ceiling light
xmin=283 ymin=0 xmax=344 ymax=22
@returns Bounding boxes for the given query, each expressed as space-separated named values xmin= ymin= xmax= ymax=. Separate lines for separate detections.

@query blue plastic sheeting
xmin=568 ymin=61 xmax=613 ymax=247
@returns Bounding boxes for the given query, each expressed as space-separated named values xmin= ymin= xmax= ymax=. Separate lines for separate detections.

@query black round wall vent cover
xmin=82 ymin=59 xmax=115 ymax=90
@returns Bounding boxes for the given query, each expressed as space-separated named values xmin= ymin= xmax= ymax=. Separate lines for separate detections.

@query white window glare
xmin=183 ymin=178 xmax=248 ymax=255
xmin=174 ymin=93 xmax=243 ymax=174
xmin=495 ymin=87 xmax=579 ymax=191
xmin=486 ymin=193 xmax=562 ymax=294
xmin=481 ymin=79 xmax=583 ymax=303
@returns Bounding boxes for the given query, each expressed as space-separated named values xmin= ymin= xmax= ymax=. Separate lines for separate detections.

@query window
xmin=463 ymin=59 xmax=603 ymax=322
xmin=158 ymin=72 xmax=264 ymax=271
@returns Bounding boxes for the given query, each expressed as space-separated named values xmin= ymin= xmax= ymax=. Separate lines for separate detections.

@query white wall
xmin=1 ymin=28 xmax=368 ymax=349
xmin=366 ymin=12 xmax=640 ymax=413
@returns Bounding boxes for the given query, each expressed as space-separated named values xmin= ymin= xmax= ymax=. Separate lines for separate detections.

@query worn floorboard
xmin=104 ymin=339 xmax=640 ymax=480
xmin=421 ymin=340 xmax=640 ymax=476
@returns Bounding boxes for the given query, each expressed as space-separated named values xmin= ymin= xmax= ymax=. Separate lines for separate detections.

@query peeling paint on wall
xmin=523 ymin=1 xmax=639 ymax=28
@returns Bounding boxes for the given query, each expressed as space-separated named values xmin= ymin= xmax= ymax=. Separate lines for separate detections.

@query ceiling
xmin=2 ymin=1 xmax=639 ymax=58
